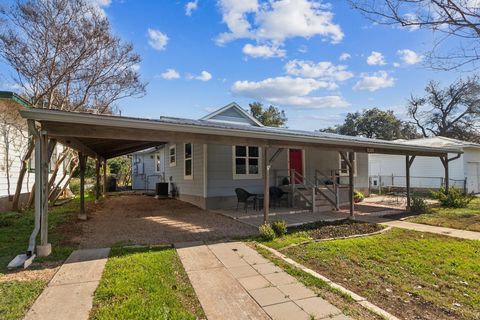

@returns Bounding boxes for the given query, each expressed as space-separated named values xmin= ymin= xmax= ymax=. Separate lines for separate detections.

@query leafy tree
xmin=407 ymin=77 xmax=480 ymax=142
xmin=320 ymin=108 xmax=419 ymax=140
xmin=350 ymin=0 xmax=480 ymax=70
xmin=249 ymin=102 xmax=287 ymax=127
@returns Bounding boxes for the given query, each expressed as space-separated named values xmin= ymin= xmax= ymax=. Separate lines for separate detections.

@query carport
xmin=0 ymin=91 xmax=463 ymax=268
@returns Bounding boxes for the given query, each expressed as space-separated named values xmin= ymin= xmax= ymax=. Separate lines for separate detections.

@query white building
xmin=369 ymin=137 xmax=480 ymax=193
xmin=0 ymin=99 xmax=70 ymax=212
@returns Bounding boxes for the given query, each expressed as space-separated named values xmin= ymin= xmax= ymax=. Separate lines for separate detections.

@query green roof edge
xmin=0 ymin=91 xmax=32 ymax=108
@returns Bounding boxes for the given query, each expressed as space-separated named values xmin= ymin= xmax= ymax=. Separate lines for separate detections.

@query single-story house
xmin=130 ymin=103 xmax=370 ymax=211
xmin=0 ymin=91 xmax=463 ymax=267
xmin=369 ymin=137 xmax=480 ymax=193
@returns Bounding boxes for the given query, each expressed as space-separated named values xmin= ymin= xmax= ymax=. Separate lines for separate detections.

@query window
xmin=155 ymin=152 xmax=162 ymax=173
xmin=339 ymin=152 xmax=356 ymax=176
xmin=184 ymin=143 xmax=193 ymax=180
xmin=233 ymin=145 xmax=261 ymax=179
xmin=169 ymin=145 xmax=176 ymax=167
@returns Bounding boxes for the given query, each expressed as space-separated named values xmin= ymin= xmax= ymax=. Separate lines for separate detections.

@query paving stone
xmin=187 ymin=267 xmax=269 ymax=320
xmin=264 ymin=271 xmax=297 ymax=286
xmin=176 ymin=244 xmax=223 ymax=271
xmin=242 ymin=253 xmax=270 ymax=265
xmin=228 ymin=264 xmax=258 ymax=279
xmin=248 ymin=286 xmax=289 ymax=306
xmin=277 ymin=283 xmax=317 ymax=300
xmin=50 ymin=248 xmax=110 ymax=285
xmin=251 ymin=262 xmax=283 ymax=275
xmin=237 ymin=275 xmax=271 ymax=290
xmin=263 ymin=301 xmax=311 ymax=320
xmin=295 ymin=296 xmax=342 ymax=319
xmin=208 ymin=244 xmax=249 ymax=268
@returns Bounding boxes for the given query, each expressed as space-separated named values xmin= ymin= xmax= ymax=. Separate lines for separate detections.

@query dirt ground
xmin=77 ymin=194 xmax=258 ymax=248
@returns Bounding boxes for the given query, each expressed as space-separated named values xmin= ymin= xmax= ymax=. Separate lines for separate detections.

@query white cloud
xmin=185 ymin=0 xmax=199 ymax=16
xmin=339 ymin=53 xmax=351 ymax=61
xmin=216 ymin=0 xmax=343 ymax=56
xmin=231 ymin=76 xmax=349 ymax=108
xmin=397 ymin=49 xmax=423 ymax=65
xmin=353 ymin=71 xmax=395 ymax=91
xmin=147 ymin=29 xmax=169 ymax=51
xmin=402 ymin=13 xmax=419 ymax=31
xmin=393 ymin=62 xmax=401 ymax=68
xmin=284 ymin=60 xmax=353 ymax=82
xmin=242 ymin=43 xmax=286 ymax=58
xmin=160 ymin=69 xmax=180 ymax=80
xmin=190 ymin=70 xmax=212 ymax=81
xmin=367 ymin=51 xmax=386 ymax=66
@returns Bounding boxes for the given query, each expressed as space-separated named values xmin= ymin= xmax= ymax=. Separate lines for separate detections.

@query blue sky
xmin=0 ymin=0 xmax=471 ymax=130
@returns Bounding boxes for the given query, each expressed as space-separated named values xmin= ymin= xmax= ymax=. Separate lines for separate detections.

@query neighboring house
xmin=131 ymin=103 xmax=369 ymax=211
xmin=369 ymin=137 xmax=480 ymax=193
xmin=0 ymin=102 xmax=70 ymax=212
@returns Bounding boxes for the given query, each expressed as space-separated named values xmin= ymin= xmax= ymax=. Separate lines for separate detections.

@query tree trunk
xmin=49 ymin=154 xmax=74 ymax=201
xmin=53 ymin=157 xmax=79 ymax=204
xmin=11 ymin=141 xmax=34 ymax=211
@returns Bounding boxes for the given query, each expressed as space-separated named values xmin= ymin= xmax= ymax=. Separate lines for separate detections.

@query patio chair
xmin=235 ymin=188 xmax=256 ymax=212
xmin=270 ymin=186 xmax=288 ymax=208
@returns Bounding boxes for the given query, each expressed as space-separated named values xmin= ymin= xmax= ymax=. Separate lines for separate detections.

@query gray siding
xmin=209 ymin=108 xmax=258 ymax=126
xmin=164 ymin=142 xmax=205 ymax=197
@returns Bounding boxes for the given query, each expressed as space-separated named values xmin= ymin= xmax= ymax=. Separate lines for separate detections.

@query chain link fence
xmin=369 ymin=175 xmax=467 ymax=194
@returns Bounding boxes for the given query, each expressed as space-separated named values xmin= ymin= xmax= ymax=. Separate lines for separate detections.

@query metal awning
xmin=9 ymin=100 xmax=462 ymax=159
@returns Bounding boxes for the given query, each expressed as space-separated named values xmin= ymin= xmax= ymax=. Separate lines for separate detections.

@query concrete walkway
xmin=24 ymin=248 xmax=110 ymax=320
xmin=356 ymin=216 xmax=480 ymax=240
xmin=176 ymin=241 xmax=351 ymax=320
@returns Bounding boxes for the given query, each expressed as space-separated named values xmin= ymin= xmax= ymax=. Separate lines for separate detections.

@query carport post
xmin=103 ymin=158 xmax=107 ymax=196
xmin=263 ymin=146 xmax=270 ymax=224
xmin=95 ymin=157 xmax=100 ymax=202
xmin=36 ymin=130 xmax=51 ymax=257
xmin=444 ymin=155 xmax=449 ymax=193
xmin=340 ymin=152 xmax=355 ymax=218
xmin=405 ymin=155 xmax=415 ymax=211
xmin=78 ymin=152 xmax=87 ymax=220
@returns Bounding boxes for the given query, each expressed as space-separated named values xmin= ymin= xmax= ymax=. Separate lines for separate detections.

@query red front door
xmin=289 ymin=149 xmax=303 ymax=183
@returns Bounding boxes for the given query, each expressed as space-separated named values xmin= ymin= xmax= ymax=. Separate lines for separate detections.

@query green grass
xmin=0 ymin=280 xmax=46 ymax=320
xmin=280 ymin=228 xmax=480 ymax=320
xmin=409 ymin=198 xmax=480 ymax=231
xmin=90 ymin=246 xmax=205 ymax=320
xmin=261 ymin=231 xmax=311 ymax=250
xmin=0 ymin=194 xmax=93 ymax=320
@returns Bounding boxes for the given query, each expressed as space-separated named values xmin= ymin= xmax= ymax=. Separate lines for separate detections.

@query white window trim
xmin=339 ymin=152 xmax=357 ymax=177
xmin=169 ymin=144 xmax=176 ymax=167
xmin=154 ymin=152 xmax=162 ymax=173
xmin=184 ymin=143 xmax=193 ymax=180
xmin=232 ymin=146 xmax=262 ymax=180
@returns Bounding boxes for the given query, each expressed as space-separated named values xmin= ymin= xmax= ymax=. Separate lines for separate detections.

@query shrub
xmin=354 ymin=191 xmax=365 ymax=203
xmin=271 ymin=220 xmax=287 ymax=237
xmin=410 ymin=196 xmax=429 ymax=214
xmin=259 ymin=224 xmax=276 ymax=241
xmin=431 ymin=187 xmax=474 ymax=208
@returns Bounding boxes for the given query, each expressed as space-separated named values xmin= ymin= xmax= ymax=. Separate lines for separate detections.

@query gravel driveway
xmin=78 ymin=194 xmax=257 ymax=248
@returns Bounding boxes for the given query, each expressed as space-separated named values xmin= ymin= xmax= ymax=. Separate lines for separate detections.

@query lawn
xmin=270 ymin=228 xmax=480 ymax=320
xmin=409 ymin=197 xmax=480 ymax=231
xmin=90 ymin=246 xmax=205 ymax=320
xmin=0 ymin=196 xmax=88 ymax=320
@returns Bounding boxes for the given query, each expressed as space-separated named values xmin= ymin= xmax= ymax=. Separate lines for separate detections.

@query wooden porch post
xmin=444 ymin=155 xmax=449 ymax=193
xmin=348 ymin=152 xmax=355 ymax=218
xmin=95 ymin=158 xmax=100 ymax=202
xmin=405 ymin=155 xmax=415 ymax=210
xmin=78 ymin=152 xmax=87 ymax=220
xmin=263 ymin=146 xmax=270 ymax=224
xmin=103 ymin=158 xmax=107 ymax=196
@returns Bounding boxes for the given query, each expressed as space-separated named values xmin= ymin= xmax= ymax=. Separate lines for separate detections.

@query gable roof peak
xmin=200 ymin=102 xmax=264 ymax=127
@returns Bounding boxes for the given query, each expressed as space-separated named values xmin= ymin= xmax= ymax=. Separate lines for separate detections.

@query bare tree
xmin=349 ymin=0 xmax=480 ymax=70
xmin=407 ymin=77 xmax=480 ymax=142
xmin=0 ymin=0 xmax=146 ymax=210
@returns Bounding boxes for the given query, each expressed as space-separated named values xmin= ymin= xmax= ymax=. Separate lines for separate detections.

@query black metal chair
xmin=235 ymin=188 xmax=256 ymax=212
xmin=270 ymin=186 xmax=288 ymax=208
